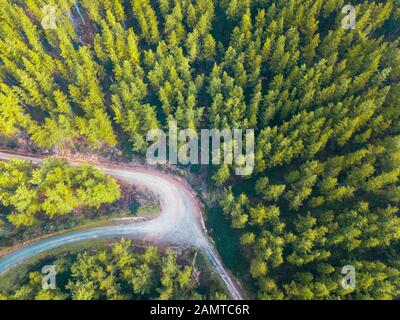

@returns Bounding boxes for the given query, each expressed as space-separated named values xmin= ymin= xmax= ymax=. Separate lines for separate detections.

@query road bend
xmin=0 ymin=151 xmax=243 ymax=300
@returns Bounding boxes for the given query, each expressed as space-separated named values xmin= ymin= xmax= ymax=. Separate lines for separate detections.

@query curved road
xmin=0 ymin=151 xmax=243 ymax=300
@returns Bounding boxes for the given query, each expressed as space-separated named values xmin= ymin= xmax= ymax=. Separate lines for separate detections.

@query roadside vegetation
xmin=0 ymin=239 xmax=228 ymax=300
xmin=0 ymin=158 xmax=158 ymax=250
xmin=0 ymin=0 xmax=399 ymax=300
xmin=0 ymin=159 xmax=120 ymax=228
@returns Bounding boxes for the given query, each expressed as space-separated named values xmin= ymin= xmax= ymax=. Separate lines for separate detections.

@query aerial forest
xmin=0 ymin=0 xmax=399 ymax=299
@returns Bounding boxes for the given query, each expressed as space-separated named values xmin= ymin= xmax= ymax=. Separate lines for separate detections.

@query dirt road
xmin=0 ymin=151 xmax=243 ymax=300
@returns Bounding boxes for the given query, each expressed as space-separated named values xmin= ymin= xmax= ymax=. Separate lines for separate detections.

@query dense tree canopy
xmin=0 ymin=159 xmax=120 ymax=227
xmin=0 ymin=0 xmax=399 ymax=299
xmin=0 ymin=240 xmax=228 ymax=300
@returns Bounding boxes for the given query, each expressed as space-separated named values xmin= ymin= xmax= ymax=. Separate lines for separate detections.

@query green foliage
xmin=0 ymin=0 xmax=399 ymax=300
xmin=0 ymin=159 xmax=120 ymax=227
xmin=212 ymin=0 xmax=400 ymax=300
xmin=1 ymin=240 xmax=220 ymax=300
